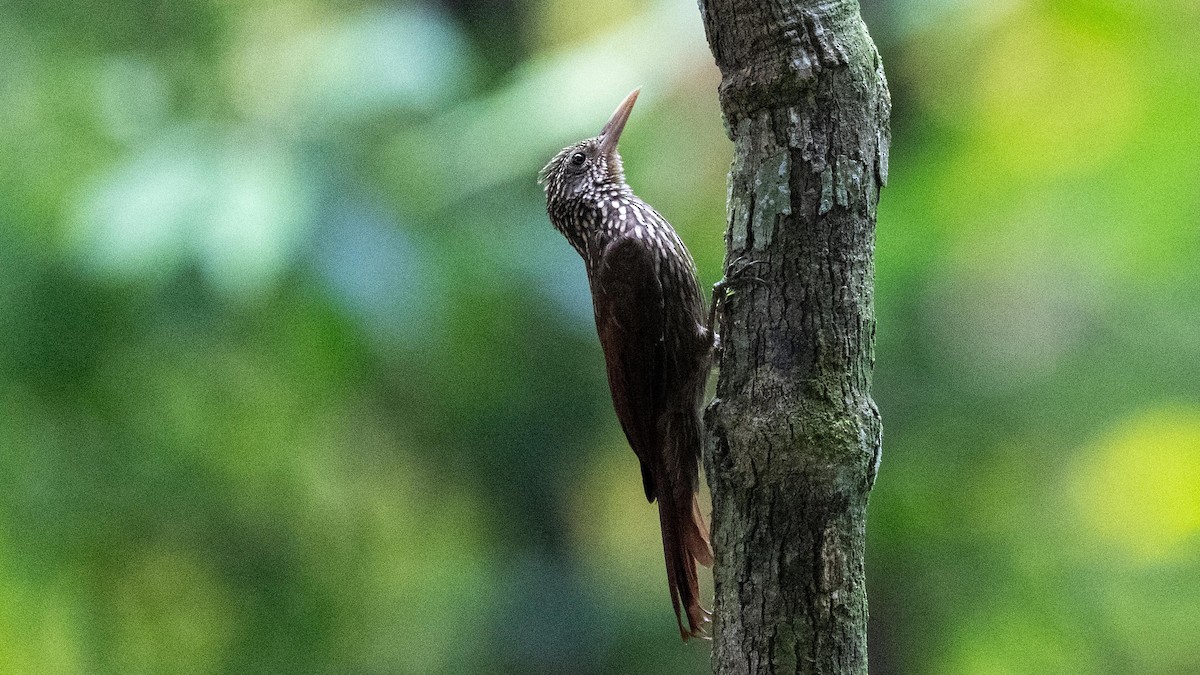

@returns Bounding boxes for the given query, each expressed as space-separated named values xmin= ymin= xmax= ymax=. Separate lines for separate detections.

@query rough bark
xmin=697 ymin=0 xmax=889 ymax=673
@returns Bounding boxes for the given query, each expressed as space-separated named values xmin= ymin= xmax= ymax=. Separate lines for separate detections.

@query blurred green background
xmin=1 ymin=0 xmax=1198 ymax=672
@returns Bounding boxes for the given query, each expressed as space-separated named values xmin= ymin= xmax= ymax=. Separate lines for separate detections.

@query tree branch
xmin=698 ymin=0 xmax=889 ymax=672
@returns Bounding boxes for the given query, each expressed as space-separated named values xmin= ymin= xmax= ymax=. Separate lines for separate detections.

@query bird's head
xmin=539 ymin=88 xmax=639 ymax=207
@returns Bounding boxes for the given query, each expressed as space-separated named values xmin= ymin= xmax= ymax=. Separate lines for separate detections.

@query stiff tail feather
xmin=657 ymin=488 xmax=713 ymax=641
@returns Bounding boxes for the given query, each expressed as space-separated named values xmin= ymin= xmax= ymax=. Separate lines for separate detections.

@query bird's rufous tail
xmin=657 ymin=486 xmax=713 ymax=641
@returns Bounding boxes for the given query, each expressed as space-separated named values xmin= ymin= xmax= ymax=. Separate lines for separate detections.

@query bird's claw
xmin=713 ymin=257 xmax=768 ymax=301
xmin=724 ymin=256 xmax=767 ymax=281
xmin=707 ymin=256 xmax=768 ymax=349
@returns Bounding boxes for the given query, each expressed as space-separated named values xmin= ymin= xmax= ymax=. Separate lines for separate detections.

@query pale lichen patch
xmin=751 ymin=149 xmax=791 ymax=250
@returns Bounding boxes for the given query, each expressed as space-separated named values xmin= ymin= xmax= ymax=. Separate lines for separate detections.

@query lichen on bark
xmin=697 ymin=0 xmax=889 ymax=673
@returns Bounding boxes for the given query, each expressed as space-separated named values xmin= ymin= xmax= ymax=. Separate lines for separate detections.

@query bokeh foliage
xmin=0 ymin=0 xmax=1197 ymax=673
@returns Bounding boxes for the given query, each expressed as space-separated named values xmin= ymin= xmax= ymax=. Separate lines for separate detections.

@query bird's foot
xmin=707 ymin=256 xmax=769 ymax=351
xmin=724 ymin=256 xmax=768 ymax=288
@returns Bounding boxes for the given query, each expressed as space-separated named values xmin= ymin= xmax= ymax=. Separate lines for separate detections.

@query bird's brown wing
xmin=594 ymin=236 xmax=712 ymax=641
xmin=593 ymin=236 xmax=665 ymax=503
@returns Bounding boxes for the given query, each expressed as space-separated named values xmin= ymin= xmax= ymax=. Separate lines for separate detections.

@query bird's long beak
xmin=598 ymin=88 xmax=640 ymax=157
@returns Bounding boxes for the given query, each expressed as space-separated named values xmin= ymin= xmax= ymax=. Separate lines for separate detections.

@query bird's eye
xmin=570 ymin=152 xmax=586 ymax=167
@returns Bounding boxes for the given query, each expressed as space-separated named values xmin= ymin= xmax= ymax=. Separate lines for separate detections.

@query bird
xmin=539 ymin=89 xmax=714 ymax=641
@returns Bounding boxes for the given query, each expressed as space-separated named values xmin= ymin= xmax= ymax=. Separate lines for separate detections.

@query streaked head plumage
xmin=540 ymin=88 xmax=640 ymax=209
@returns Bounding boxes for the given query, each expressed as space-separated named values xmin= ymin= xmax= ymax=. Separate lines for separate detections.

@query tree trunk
xmin=697 ymin=1 xmax=889 ymax=673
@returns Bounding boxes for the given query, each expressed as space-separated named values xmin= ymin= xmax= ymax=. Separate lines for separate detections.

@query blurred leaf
xmin=1070 ymin=406 xmax=1200 ymax=562
xmin=385 ymin=0 xmax=715 ymax=213
xmin=114 ymin=548 xmax=240 ymax=675
xmin=72 ymin=127 xmax=310 ymax=299
xmin=228 ymin=4 xmax=473 ymax=129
